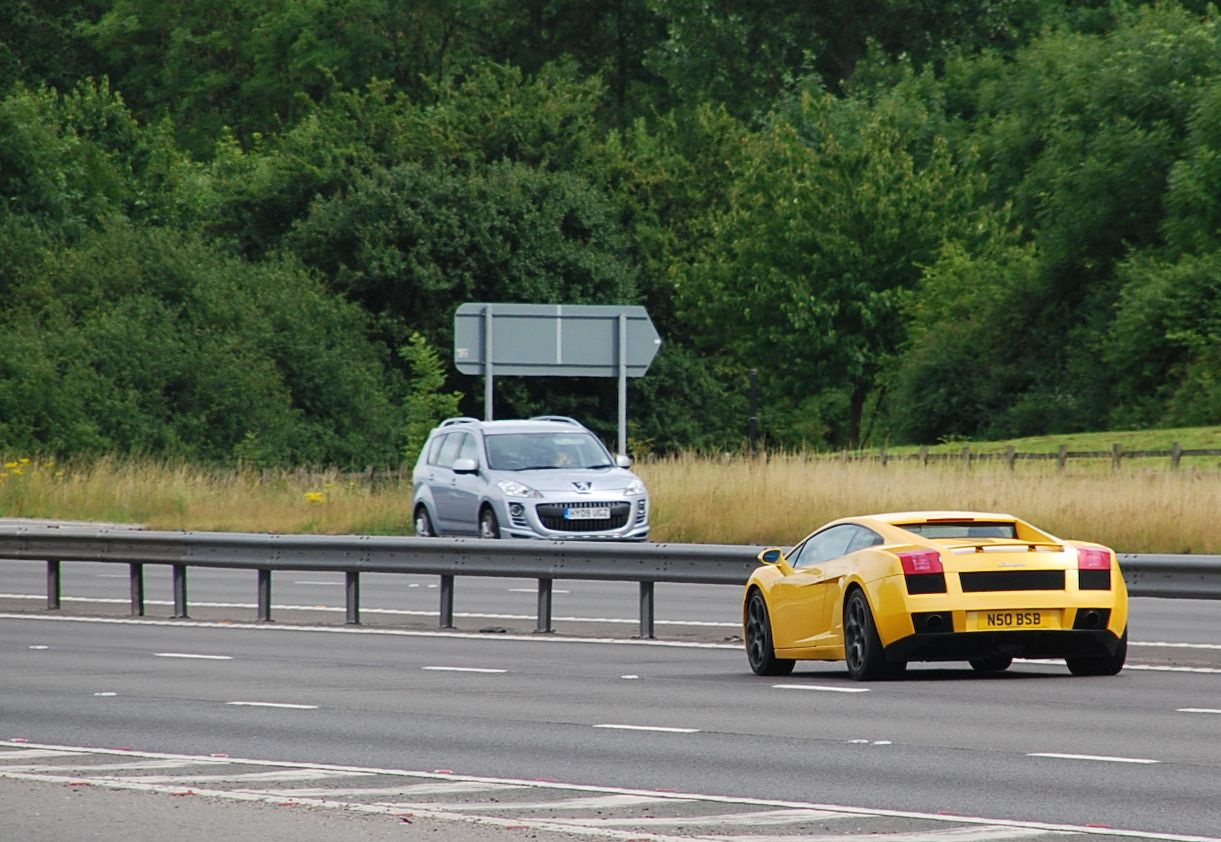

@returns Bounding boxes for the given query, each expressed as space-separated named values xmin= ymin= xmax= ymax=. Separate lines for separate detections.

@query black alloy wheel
xmin=478 ymin=506 xmax=501 ymax=539
xmin=844 ymin=589 xmax=897 ymax=681
xmin=1066 ymin=628 xmax=1128 ymax=676
xmin=745 ymin=591 xmax=795 ymax=676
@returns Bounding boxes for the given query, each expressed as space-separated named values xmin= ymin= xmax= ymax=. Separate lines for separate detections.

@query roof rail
xmin=529 ymin=415 xmax=583 ymax=426
xmin=439 ymin=417 xmax=480 ymax=427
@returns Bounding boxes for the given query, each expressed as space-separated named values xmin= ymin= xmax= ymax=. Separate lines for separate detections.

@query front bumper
xmin=499 ymin=496 xmax=650 ymax=541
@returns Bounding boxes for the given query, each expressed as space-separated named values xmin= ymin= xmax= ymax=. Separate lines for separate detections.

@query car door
xmin=769 ymin=524 xmax=860 ymax=650
xmin=447 ymin=432 xmax=485 ymax=530
xmin=429 ymin=433 xmax=466 ymax=531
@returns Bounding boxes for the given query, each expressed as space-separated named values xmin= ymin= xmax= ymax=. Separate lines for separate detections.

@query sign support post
xmin=454 ymin=303 xmax=661 ymax=456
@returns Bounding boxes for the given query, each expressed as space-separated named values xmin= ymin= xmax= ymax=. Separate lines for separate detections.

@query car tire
xmin=969 ymin=655 xmax=1013 ymax=673
xmin=478 ymin=506 xmax=501 ymax=539
xmin=745 ymin=590 xmax=795 ymax=676
xmin=414 ymin=505 xmax=436 ymax=537
xmin=844 ymin=589 xmax=891 ymax=681
xmin=1066 ymin=628 xmax=1127 ymax=676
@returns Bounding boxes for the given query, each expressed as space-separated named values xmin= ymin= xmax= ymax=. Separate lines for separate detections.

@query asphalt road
xmin=2 ymin=575 xmax=1221 ymax=839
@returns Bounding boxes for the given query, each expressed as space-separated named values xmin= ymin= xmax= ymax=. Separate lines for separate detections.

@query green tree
xmin=400 ymin=333 xmax=464 ymax=464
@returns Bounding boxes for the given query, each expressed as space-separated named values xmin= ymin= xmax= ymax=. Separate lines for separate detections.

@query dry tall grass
xmin=636 ymin=453 xmax=1219 ymax=554
xmin=0 ymin=454 xmax=1216 ymax=553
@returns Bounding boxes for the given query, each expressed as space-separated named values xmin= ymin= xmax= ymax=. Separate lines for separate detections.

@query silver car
xmin=411 ymin=416 xmax=650 ymax=541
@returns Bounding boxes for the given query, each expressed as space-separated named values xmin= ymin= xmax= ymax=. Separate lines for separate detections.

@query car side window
xmin=846 ymin=527 xmax=884 ymax=554
xmin=806 ymin=525 xmax=861 ymax=565
xmin=435 ymin=433 xmax=465 ymax=468
xmin=425 ymin=434 xmax=446 ymax=466
xmin=457 ymin=432 xmax=480 ymax=464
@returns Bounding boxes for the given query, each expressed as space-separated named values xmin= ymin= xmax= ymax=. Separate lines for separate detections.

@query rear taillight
xmin=899 ymin=550 xmax=944 ymax=575
xmin=1077 ymin=547 xmax=1112 ymax=570
xmin=900 ymin=550 xmax=946 ymax=595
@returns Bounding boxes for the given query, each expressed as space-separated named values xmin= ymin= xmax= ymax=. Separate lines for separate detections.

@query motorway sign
xmin=453 ymin=303 xmax=661 ymax=377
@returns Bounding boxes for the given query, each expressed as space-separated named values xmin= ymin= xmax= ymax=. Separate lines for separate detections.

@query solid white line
xmin=0 ymin=613 xmax=742 ymax=649
xmin=0 ymin=595 xmax=739 ymax=627
xmin=773 ymin=684 xmax=871 ymax=694
xmin=1126 ymin=664 xmax=1221 ymax=675
xmin=1132 ymin=641 xmax=1221 ymax=651
xmin=383 ymin=793 xmax=681 ymax=812
xmin=1178 ymin=708 xmax=1221 ymax=714
xmin=1028 ymin=752 xmax=1159 ymax=764
xmin=226 ymin=701 xmax=318 ymax=710
xmin=153 ymin=652 xmax=232 ymax=660
xmin=422 ymin=666 xmax=506 ymax=674
xmin=4 ymin=741 xmax=1219 ymax=842
xmin=593 ymin=724 xmax=700 ymax=733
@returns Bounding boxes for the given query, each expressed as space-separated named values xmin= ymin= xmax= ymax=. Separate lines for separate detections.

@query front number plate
xmin=564 ymin=506 xmax=610 ymax=520
xmin=968 ymin=610 xmax=1058 ymax=631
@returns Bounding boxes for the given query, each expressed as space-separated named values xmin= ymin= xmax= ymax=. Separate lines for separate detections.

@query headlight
xmin=622 ymin=479 xmax=646 ymax=496
xmin=497 ymin=480 xmax=542 ymax=498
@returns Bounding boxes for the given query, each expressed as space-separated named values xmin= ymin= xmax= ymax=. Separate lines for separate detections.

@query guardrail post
xmin=345 ymin=571 xmax=360 ymax=625
xmin=439 ymin=574 xmax=455 ymax=628
xmin=171 ymin=564 xmax=188 ymax=619
xmin=536 ymin=578 xmax=553 ymax=633
xmin=639 ymin=581 xmax=655 ymax=640
xmin=257 ymin=569 xmax=272 ymax=622
xmin=129 ymin=563 xmax=144 ymax=617
xmin=46 ymin=560 xmax=61 ymax=610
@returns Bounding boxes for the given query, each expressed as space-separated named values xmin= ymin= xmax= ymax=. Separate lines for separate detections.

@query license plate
xmin=564 ymin=506 xmax=610 ymax=520
xmin=968 ymin=610 xmax=1058 ymax=631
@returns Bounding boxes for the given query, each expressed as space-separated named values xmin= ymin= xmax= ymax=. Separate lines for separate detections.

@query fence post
xmin=1005 ymin=445 xmax=1016 ymax=472
xmin=1172 ymin=442 xmax=1183 ymax=470
xmin=345 ymin=571 xmax=360 ymax=625
xmin=919 ymin=446 xmax=929 ymax=466
xmin=1057 ymin=444 xmax=1068 ymax=472
xmin=46 ymin=560 xmax=61 ymax=610
xmin=129 ymin=563 xmax=144 ymax=617
xmin=439 ymin=574 xmax=455 ymax=628
xmin=639 ymin=581 xmax=655 ymax=640
xmin=257 ymin=569 xmax=272 ymax=622
xmin=880 ymin=445 xmax=888 ymax=467
xmin=962 ymin=447 xmax=971 ymax=468
xmin=1112 ymin=443 xmax=1124 ymax=470
xmin=172 ymin=564 xmax=189 ymax=619
xmin=536 ymin=578 xmax=553 ymax=633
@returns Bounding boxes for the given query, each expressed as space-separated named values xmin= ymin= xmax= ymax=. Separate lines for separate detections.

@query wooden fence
xmin=851 ymin=443 xmax=1220 ymax=471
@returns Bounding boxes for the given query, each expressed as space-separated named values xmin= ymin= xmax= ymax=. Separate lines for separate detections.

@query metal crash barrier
xmin=1 ymin=526 xmax=1217 ymax=639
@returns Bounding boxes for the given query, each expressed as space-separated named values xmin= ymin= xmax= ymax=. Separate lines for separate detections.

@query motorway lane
xmin=3 ymin=615 xmax=1221 ymax=838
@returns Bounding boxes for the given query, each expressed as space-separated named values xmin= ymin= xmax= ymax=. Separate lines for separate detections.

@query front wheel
xmin=1067 ymin=629 xmax=1127 ymax=676
xmin=414 ymin=505 xmax=436 ymax=537
xmin=844 ymin=589 xmax=892 ymax=681
xmin=478 ymin=506 xmax=501 ymax=539
xmin=745 ymin=591 xmax=794 ymax=676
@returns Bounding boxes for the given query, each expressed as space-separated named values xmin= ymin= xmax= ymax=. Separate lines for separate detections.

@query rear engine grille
xmin=1079 ymin=570 xmax=1112 ymax=590
xmin=536 ymin=501 xmax=631 ymax=532
xmin=905 ymin=573 xmax=947 ymax=594
xmin=959 ymin=570 xmax=1065 ymax=592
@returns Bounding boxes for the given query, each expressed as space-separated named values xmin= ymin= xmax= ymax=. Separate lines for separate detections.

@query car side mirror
xmin=758 ymin=547 xmax=784 ymax=564
xmin=452 ymin=457 xmax=478 ymax=474
xmin=615 ymin=454 xmax=632 ymax=468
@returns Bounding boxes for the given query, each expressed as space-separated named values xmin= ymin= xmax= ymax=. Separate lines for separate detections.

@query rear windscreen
xmin=901 ymin=521 xmax=1018 ymax=539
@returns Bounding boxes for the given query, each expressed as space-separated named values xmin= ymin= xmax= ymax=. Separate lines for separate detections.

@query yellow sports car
xmin=743 ymin=511 xmax=1128 ymax=680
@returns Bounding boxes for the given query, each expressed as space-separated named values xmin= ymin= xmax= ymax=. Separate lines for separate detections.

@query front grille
xmin=959 ymin=570 xmax=1065 ymax=592
xmin=536 ymin=501 xmax=631 ymax=532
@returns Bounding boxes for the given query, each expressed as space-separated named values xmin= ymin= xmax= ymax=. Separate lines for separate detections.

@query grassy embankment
xmin=0 ymin=426 xmax=1217 ymax=553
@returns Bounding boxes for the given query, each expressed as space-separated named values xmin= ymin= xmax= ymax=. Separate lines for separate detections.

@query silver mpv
xmin=411 ymin=416 xmax=650 ymax=541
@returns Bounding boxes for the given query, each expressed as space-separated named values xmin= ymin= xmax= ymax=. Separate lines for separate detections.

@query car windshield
xmin=485 ymin=432 xmax=613 ymax=471
xmin=901 ymin=521 xmax=1018 ymax=539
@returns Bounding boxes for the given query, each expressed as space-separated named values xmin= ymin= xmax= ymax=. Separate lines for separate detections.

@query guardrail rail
xmin=0 ymin=526 xmax=1216 ymax=639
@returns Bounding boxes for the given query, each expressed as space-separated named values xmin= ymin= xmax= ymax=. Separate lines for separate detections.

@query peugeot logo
xmin=572 ymin=481 xmax=592 ymax=493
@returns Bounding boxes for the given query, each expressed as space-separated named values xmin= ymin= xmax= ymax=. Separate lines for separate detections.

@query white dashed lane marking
xmin=774 ymin=684 xmax=871 ymax=693
xmin=1027 ymin=752 xmax=1159 ymax=764
xmin=226 ymin=701 xmax=318 ymax=710
xmin=153 ymin=652 xmax=233 ymax=660
xmin=593 ymin=723 xmax=700 ymax=733
xmin=421 ymin=666 xmax=507 ymax=674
